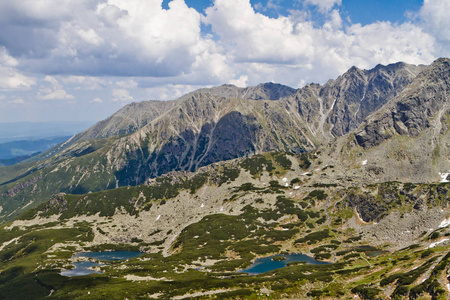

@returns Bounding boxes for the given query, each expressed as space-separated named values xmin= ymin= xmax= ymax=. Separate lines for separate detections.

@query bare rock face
xmin=70 ymin=100 xmax=180 ymax=143
xmin=112 ymin=93 xmax=313 ymax=185
xmin=292 ymin=61 xmax=425 ymax=141
xmin=355 ymin=58 xmax=450 ymax=148
xmin=195 ymin=82 xmax=296 ymax=100
xmin=318 ymin=58 xmax=450 ymax=183
xmin=1 ymin=58 xmax=448 ymax=220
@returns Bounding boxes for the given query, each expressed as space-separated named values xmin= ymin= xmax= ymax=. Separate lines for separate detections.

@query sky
xmin=0 ymin=0 xmax=449 ymax=123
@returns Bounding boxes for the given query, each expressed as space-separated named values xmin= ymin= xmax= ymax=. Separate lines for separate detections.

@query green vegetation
xmin=20 ymin=172 xmax=214 ymax=220
xmin=296 ymin=229 xmax=332 ymax=245
xmin=1 ymin=151 xmax=450 ymax=299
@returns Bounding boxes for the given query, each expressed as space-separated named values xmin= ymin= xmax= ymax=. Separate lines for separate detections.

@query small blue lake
xmin=238 ymin=253 xmax=329 ymax=275
xmin=74 ymin=251 xmax=142 ymax=261
xmin=61 ymin=251 xmax=142 ymax=277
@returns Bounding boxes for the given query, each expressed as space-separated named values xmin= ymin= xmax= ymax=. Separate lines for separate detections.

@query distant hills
xmin=0 ymin=121 xmax=94 ymax=143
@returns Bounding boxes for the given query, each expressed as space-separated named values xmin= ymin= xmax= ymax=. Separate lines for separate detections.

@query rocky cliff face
xmin=291 ymin=62 xmax=425 ymax=142
xmin=355 ymin=58 xmax=449 ymax=148
xmin=320 ymin=58 xmax=450 ymax=183
xmin=107 ymin=93 xmax=313 ymax=185
xmin=0 ymin=59 xmax=446 ymax=221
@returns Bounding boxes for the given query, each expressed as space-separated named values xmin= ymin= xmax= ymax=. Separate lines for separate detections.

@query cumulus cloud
xmin=144 ymin=84 xmax=200 ymax=101
xmin=229 ymin=75 xmax=249 ymax=87
xmin=419 ymin=0 xmax=450 ymax=54
xmin=61 ymin=76 xmax=106 ymax=90
xmin=0 ymin=47 xmax=36 ymax=90
xmin=38 ymin=88 xmax=74 ymax=100
xmin=0 ymin=0 xmax=444 ymax=89
xmin=10 ymin=98 xmax=25 ymax=104
xmin=303 ymin=0 xmax=341 ymax=13
xmin=0 ymin=0 xmax=217 ymax=78
xmin=0 ymin=0 xmax=448 ymax=123
xmin=92 ymin=97 xmax=103 ymax=103
xmin=112 ymin=88 xmax=133 ymax=102
xmin=203 ymin=0 xmax=436 ymax=86
xmin=116 ymin=79 xmax=138 ymax=89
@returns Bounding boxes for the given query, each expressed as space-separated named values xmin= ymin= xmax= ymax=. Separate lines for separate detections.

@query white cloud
xmin=203 ymin=0 xmax=437 ymax=87
xmin=229 ymin=75 xmax=248 ymax=87
xmin=0 ymin=0 xmax=218 ymax=79
xmin=61 ymin=75 xmax=106 ymax=90
xmin=144 ymin=84 xmax=200 ymax=101
xmin=204 ymin=0 xmax=315 ymax=65
xmin=38 ymin=88 xmax=75 ymax=100
xmin=0 ymin=47 xmax=18 ymax=67
xmin=0 ymin=47 xmax=36 ymax=90
xmin=112 ymin=88 xmax=133 ymax=102
xmin=10 ymin=98 xmax=25 ymax=104
xmin=303 ymin=0 xmax=341 ymax=13
xmin=0 ymin=68 xmax=36 ymax=90
xmin=116 ymin=79 xmax=138 ymax=89
xmin=92 ymin=97 xmax=103 ymax=103
xmin=0 ymin=0 xmax=448 ymax=123
xmin=44 ymin=75 xmax=60 ymax=86
xmin=77 ymin=28 xmax=103 ymax=46
xmin=419 ymin=0 xmax=450 ymax=53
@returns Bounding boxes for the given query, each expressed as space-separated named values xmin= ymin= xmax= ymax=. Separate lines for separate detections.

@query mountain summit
xmin=0 ymin=59 xmax=449 ymax=300
xmin=0 ymin=58 xmax=447 ymax=221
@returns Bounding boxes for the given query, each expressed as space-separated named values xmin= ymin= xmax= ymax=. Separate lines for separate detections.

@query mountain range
xmin=0 ymin=58 xmax=449 ymax=300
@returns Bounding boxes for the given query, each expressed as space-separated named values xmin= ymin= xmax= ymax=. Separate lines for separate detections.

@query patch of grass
xmin=296 ymin=229 xmax=332 ymax=245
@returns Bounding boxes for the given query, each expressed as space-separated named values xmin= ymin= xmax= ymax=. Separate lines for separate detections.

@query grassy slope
xmin=0 ymin=152 xmax=449 ymax=299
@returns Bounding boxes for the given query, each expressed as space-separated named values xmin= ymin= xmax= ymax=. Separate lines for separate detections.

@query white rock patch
xmin=439 ymin=172 xmax=450 ymax=183
xmin=439 ymin=218 xmax=450 ymax=228
xmin=294 ymin=186 xmax=300 ymax=190
xmin=428 ymin=238 xmax=449 ymax=248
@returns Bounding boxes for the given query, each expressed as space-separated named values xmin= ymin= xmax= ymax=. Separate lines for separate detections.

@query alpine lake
xmin=61 ymin=251 xmax=142 ymax=276
xmin=61 ymin=251 xmax=328 ymax=276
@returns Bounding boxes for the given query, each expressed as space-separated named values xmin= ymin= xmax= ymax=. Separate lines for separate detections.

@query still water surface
xmin=238 ymin=253 xmax=329 ymax=275
xmin=61 ymin=251 xmax=142 ymax=276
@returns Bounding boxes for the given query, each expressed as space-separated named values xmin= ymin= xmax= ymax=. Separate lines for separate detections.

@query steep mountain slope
xmin=0 ymin=59 xmax=450 ymax=300
xmin=291 ymin=61 xmax=425 ymax=142
xmin=0 ymin=60 xmax=437 ymax=222
xmin=59 ymin=82 xmax=296 ymax=149
xmin=196 ymin=82 xmax=296 ymax=100
xmin=317 ymin=58 xmax=450 ymax=183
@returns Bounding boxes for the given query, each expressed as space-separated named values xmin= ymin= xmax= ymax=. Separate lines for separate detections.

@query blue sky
xmin=181 ymin=0 xmax=424 ymax=24
xmin=0 ymin=0 xmax=448 ymax=123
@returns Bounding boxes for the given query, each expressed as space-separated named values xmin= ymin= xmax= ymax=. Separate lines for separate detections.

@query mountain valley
xmin=0 ymin=59 xmax=449 ymax=300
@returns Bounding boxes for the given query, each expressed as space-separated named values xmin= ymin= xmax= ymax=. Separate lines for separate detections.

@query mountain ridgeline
xmin=0 ymin=58 xmax=448 ymax=222
xmin=0 ymin=59 xmax=450 ymax=300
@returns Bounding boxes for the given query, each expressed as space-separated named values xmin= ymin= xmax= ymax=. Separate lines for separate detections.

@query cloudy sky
xmin=0 ymin=0 xmax=449 ymax=123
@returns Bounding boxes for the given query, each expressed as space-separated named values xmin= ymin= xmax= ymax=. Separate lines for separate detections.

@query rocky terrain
xmin=0 ymin=58 xmax=449 ymax=299
xmin=0 ymin=151 xmax=449 ymax=299
xmin=0 ymin=59 xmax=443 ymax=223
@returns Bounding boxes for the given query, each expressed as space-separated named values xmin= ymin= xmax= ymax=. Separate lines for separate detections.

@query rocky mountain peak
xmin=194 ymin=82 xmax=296 ymax=100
